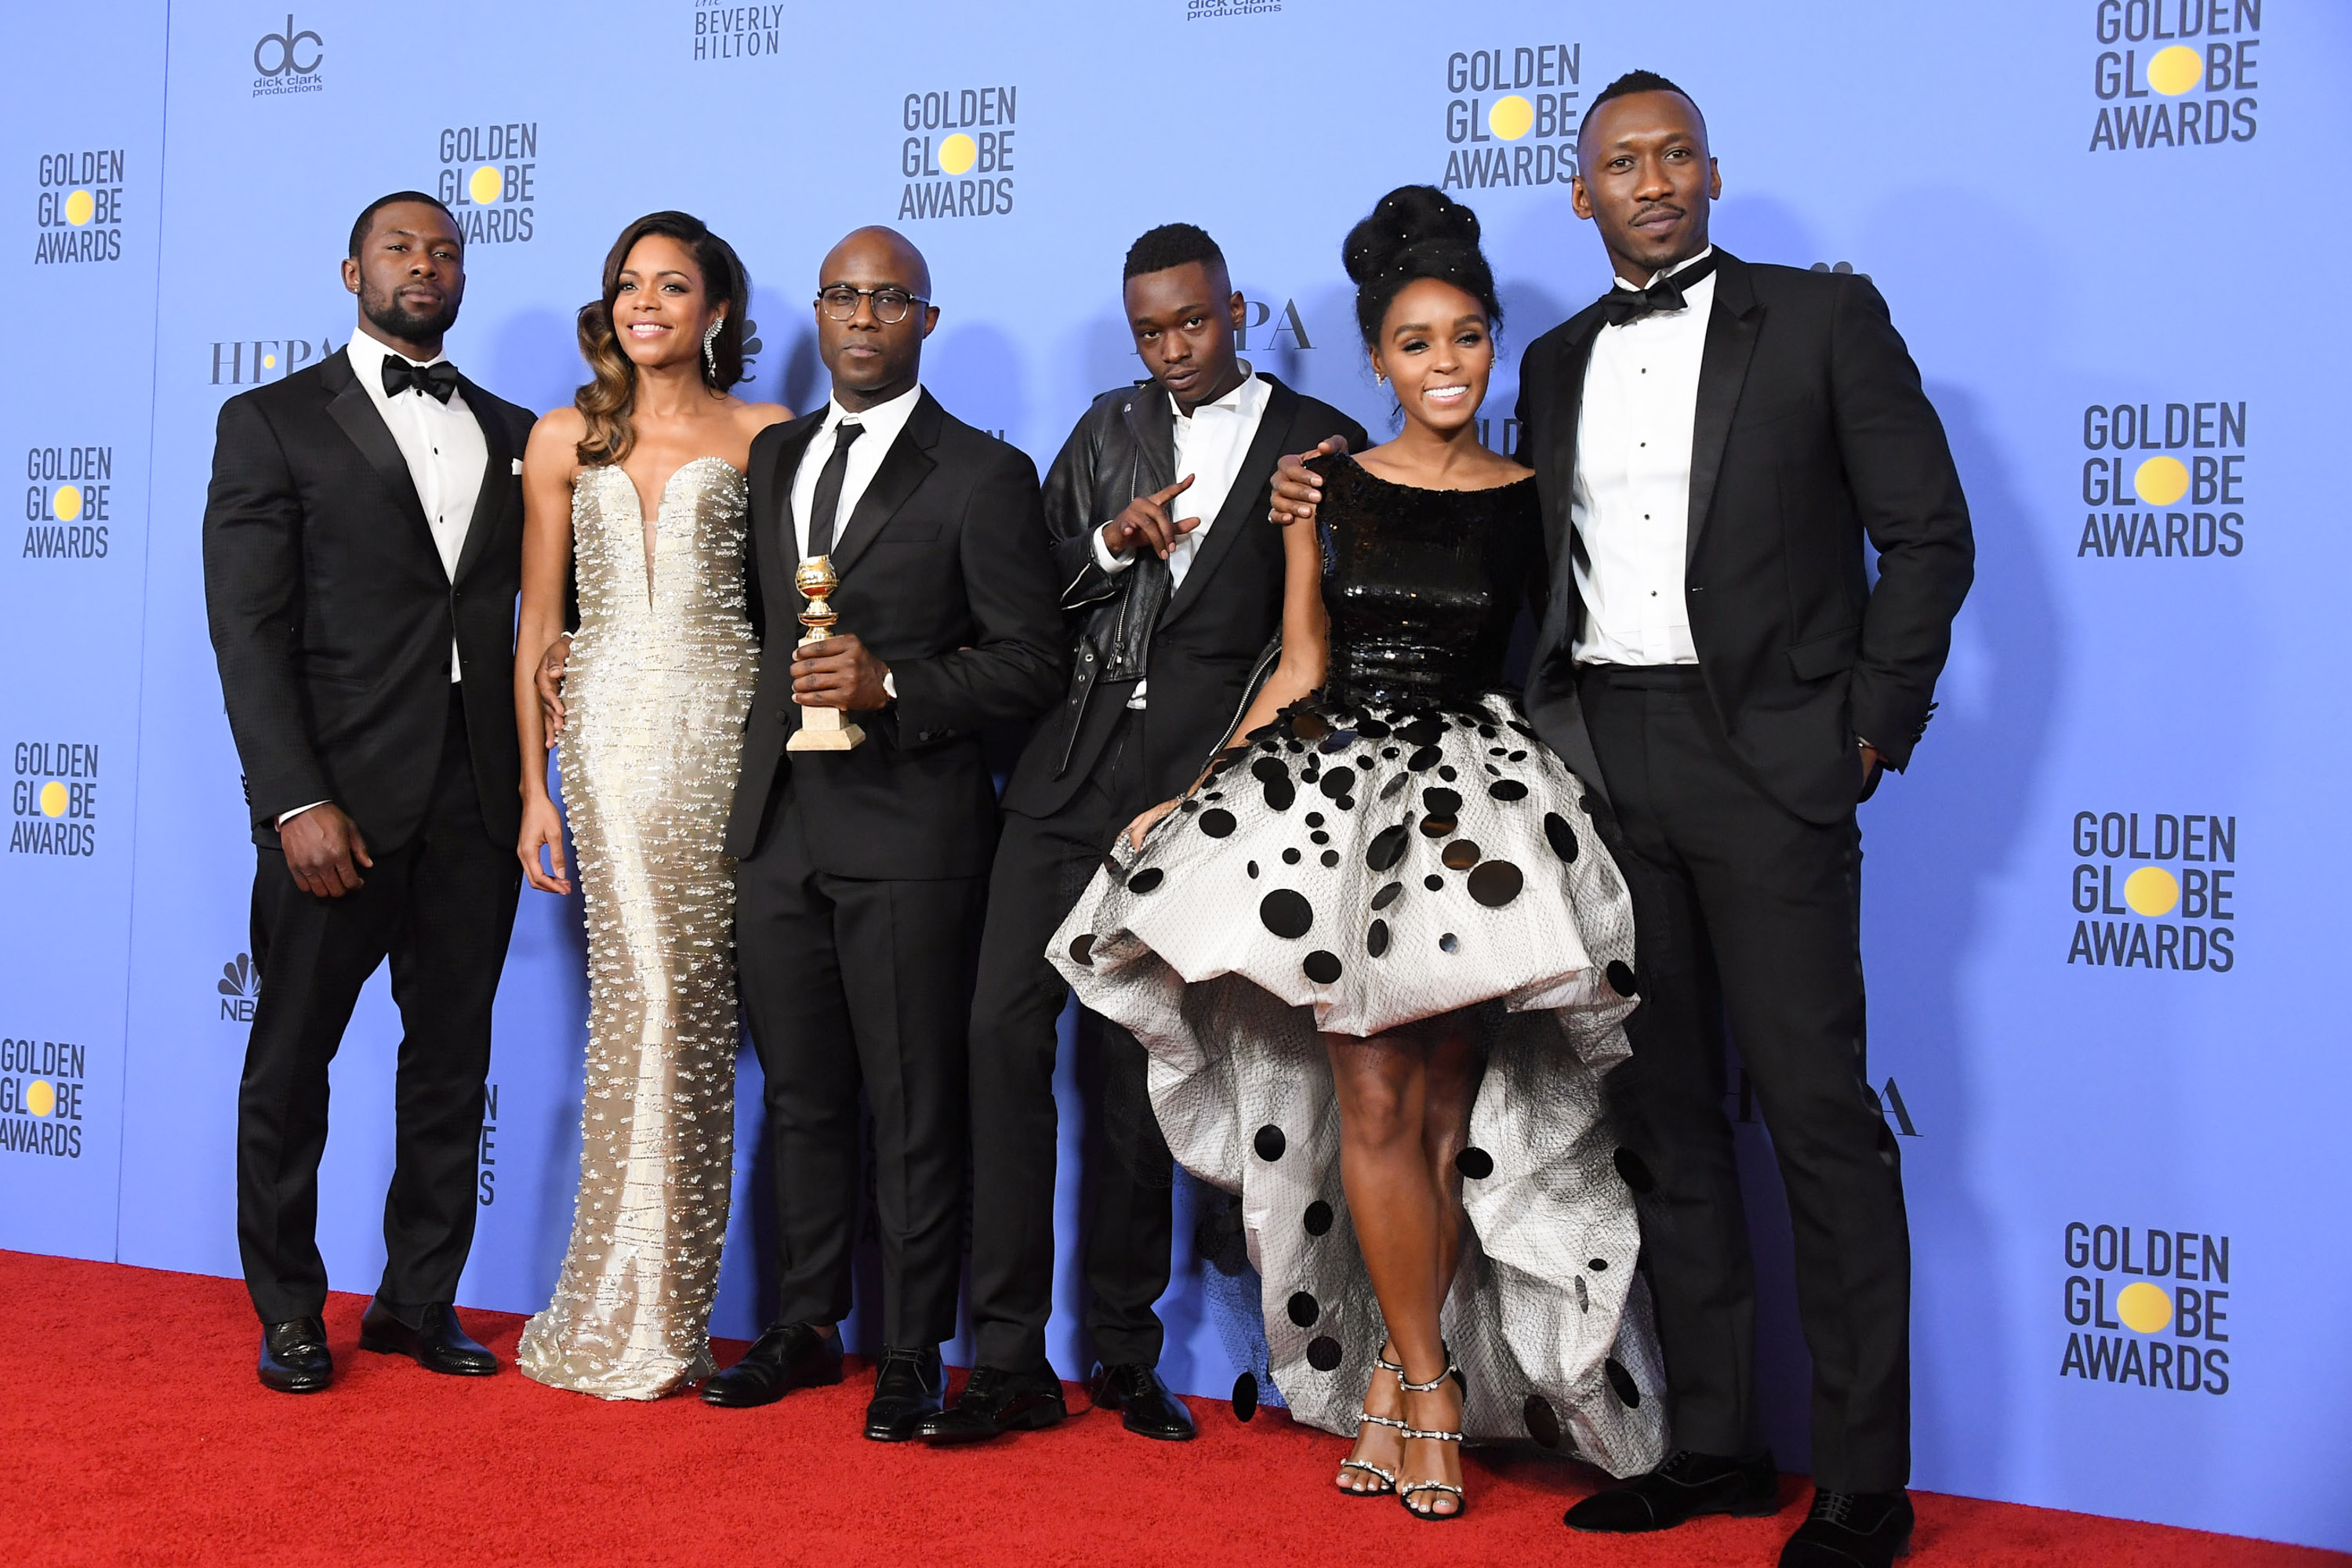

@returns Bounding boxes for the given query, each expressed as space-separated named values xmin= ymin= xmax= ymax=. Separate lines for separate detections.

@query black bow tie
xmin=381 ymin=355 xmax=459 ymax=403
xmin=1597 ymin=252 xmax=1719 ymax=326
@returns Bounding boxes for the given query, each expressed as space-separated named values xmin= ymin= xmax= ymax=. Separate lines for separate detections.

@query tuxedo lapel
xmin=321 ymin=350 xmax=435 ymax=554
xmin=1160 ymin=376 xmax=1296 ymax=628
xmin=448 ymin=377 xmax=512 ymax=586
xmin=1541 ymin=310 xmax=1606 ymax=631
xmin=1686 ymin=249 xmax=1765 ymax=568
xmin=762 ymin=413 xmax=826 ymax=577
xmin=829 ymin=392 xmax=941 ymax=580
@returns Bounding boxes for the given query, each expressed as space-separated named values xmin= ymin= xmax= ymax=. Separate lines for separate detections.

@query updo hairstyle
xmin=1341 ymin=185 xmax=1503 ymax=347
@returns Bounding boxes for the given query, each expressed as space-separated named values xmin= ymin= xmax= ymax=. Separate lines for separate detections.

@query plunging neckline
xmin=607 ymin=456 xmax=743 ymax=601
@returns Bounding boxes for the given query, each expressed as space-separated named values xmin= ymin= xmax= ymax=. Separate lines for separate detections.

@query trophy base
xmin=788 ymin=720 xmax=866 ymax=752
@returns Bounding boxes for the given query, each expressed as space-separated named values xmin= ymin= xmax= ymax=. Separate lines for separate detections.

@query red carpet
xmin=3 ymin=1251 xmax=2336 ymax=1567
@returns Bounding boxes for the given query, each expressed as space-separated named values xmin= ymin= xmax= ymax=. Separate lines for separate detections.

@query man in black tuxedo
xmin=702 ymin=227 xmax=1065 ymax=1439
xmin=1276 ymin=74 xmax=1972 ymax=1568
xmin=203 ymin=192 xmax=535 ymax=1394
xmin=919 ymin=225 xmax=1365 ymax=1446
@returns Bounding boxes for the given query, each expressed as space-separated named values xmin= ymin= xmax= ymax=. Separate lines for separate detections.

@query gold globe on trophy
xmin=786 ymin=554 xmax=866 ymax=751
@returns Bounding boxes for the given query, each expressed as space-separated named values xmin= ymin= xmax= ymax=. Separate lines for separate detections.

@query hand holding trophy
xmin=786 ymin=554 xmax=866 ymax=751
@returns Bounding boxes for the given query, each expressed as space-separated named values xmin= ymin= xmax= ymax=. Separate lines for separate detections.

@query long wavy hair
xmin=573 ymin=210 xmax=750 ymax=466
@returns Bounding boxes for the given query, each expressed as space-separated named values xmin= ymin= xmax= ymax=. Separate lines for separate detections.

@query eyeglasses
xmin=816 ymin=285 xmax=927 ymax=325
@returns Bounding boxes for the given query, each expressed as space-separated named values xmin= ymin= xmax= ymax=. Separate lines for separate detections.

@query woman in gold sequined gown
xmin=510 ymin=212 xmax=790 ymax=1399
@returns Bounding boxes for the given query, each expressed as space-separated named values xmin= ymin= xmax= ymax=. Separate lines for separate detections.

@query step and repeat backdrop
xmin=4 ymin=0 xmax=2346 ymax=1551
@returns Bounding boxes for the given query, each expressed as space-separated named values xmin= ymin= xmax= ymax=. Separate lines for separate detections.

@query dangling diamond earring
xmin=702 ymin=317 xmax=724 ymax=381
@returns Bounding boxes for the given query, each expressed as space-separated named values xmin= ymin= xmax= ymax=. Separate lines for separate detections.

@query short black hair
xmin=1124 ymin=223 xmax=1225 ymax=281
xmin=349 ymin=191 xmax=458 ymax=260
xmin=1578 ymin=69 xmax=1704 ymax=140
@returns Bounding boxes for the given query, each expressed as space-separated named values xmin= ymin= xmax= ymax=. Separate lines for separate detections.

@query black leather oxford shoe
xmin=863 ymin=1345 xmax=945 ymax=1442
xmin=1779 ymin=1487 xmax=1914 ymax=1566
xmin=357 ymin=1299 xmax=498 ymax=1376
xmin=257 ymin=1316 xmax=332 ymax=1394
xmin=701 ymin=1321 xmax=845 ymax=1409
xmin=1565 ymin=1448 xmax=1781 ymax=1533
xmin=1090 ymin=1362 xmax=1197 ymax=1441
xmin=916 ymin=1364 xmax=1067 ymax=1444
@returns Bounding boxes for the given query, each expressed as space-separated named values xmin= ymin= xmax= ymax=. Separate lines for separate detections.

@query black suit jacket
xmin=1515 ymin=249 xmax=1974 ymax=825
xmin=1002 ymin=375 xmax=1366 ymax=819
xmin=726 ymin=390 xmax=1067 ymax=877
xmin=203 ymin=347 xmax=534 ymax=851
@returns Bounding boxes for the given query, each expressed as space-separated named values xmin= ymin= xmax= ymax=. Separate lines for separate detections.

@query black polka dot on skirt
xmin=1489 ymin=779 xmax=1528 ymax=801
xmin=1232 ymin=1371 xmax=1260 ymax=1422
xmin=1198 ymin=808 xmax=1236 ymax=838
xmin=1127 ymin=867 xmax=1163 ymax=894
xmin=1366 ymin=823 xmax=1409 ymax=872
xmin=1304 ymin=949 xmax=1342 ymax=984
xmin=1260 ymin=889 xmax=1313 ymax=938
xmin=1319 ymin=849 xmax=1340 ymax=867
xmin=1282 ymin=848 xmax=1301 ymax=866
xmin=1441 ymin=839 xmax=1482 ymax=871
xmin=1523 ymin=1394 xmax=1563 ymax=1450
xmin=1370 ymin=881 xmax=1403 ymax=910
xmin=1455 ymin=1147 xmax=1494 ymax=1179
xmin=1287 ymin=1291 xmax=1320 ymax=1327
xmin=1306 ymin=1336 xmax=1343 ymax=1371
xmin=1419 ymin=815 xmax=1457 ymax=839
xmin=1254 ymin=1124 xmax=1287 ymax=1160
xmin=1408 ymin=746 xmax=1442 ymax=771
xmin=1544 ymin=811 xmax=1581 ymax=862
xmin=1467 ymin=860 xmax=1524 ymax=908
xmin=1380 ymin=774 xmax=1409 ymax=800
xmin=1304 ymin=1200 xmax=1334 ymax=1236
xmin=1605 ymin=1358 xmax=1641 ymax=1408
xmin=1422 ymin=787 xmax=1463 ymax=816
xmin=1439 ymin=932 xmax=1460 ymax=953
xmin=1606 ymin=959 xmax=1639 ymax=996
xmin=1067 ymin=934 xmax=1095 ymax=967
xmin=1367 ymin=920 xmax=1390 ymax=957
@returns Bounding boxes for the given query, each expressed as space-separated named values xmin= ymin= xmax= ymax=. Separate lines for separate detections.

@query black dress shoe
xmin=1089 ymin=1362 xmax=1197 ymax=1441
xmin=358 ymin=1300 xmax=499 ymax=1375
xmin=864 ymin=1345 xmax=945 ymax=1442
xmin=701 ymin=1321 xmax=845 ymax=1409
xmin=1780 ymin=1488 xmax=1913 ymax=1566
xmin=257 ymin=1316 xmax=332 ymax=1394
xmin=916 ymin=1364 xmax=1068 ymax=1444
xmin=1565 ymin=1448 xmax=1780 ymax=1532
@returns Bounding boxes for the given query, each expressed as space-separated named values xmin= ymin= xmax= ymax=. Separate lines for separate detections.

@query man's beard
xmin=361 ymin=280 xmax=460 ymax=344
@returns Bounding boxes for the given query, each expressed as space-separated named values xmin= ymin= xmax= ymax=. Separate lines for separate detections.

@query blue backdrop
xmin=3 ymin=1 xmax=2346 ymax=1552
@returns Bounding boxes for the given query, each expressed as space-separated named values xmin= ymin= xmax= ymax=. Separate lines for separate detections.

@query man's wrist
xmin=276 ymin=800 xmax=330 ymax=829
xmin=1094 ymin=524 xmax=1136 ymax=574
xmin=881 ymin=668 xmax=897 ymax=702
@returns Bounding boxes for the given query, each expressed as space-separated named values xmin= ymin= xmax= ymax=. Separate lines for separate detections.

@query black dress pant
xmin=967 ymin=715 xmax=1174 ymax=1374
xmin=735 ymin=795 xmax=982 ymax=1349
xmin=238 ymin=687 xmax=521 ymax=1325
xmin=1577 ymin=665 xmax=1911 ymax=1494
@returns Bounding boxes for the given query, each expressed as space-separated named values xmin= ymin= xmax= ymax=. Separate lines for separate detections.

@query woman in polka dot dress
xmin=1051 ymin=187 xmax=1667 ymax=1519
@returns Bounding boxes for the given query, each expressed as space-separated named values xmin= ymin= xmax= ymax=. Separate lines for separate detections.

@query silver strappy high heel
xmin=1396 ymin=1356 xmax=1467 ymax=1521
xmin=1338 ymin=1350 xmax=1406 ymax=1497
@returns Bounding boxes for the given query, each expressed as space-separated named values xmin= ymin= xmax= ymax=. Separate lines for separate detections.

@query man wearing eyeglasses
xmin=703 ymin=226 xmax=1067 ymax=1441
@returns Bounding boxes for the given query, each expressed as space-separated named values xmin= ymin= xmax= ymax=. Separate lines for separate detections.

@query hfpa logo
xmin=1731 ymin=1069 xmax=1922 ymax=1138
xmin=218 ymin=953 xmax=258 ymax=1022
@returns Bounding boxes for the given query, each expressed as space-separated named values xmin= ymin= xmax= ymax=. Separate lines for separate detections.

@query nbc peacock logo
xmin=218 ymin=953 xmax=260 ymax=1023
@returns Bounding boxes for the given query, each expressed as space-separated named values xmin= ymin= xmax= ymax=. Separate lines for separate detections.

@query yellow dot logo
xmin=64 ymin=189 xmax=95 ymax=227
xmin=262 ymin=352 xmax=278 ymax=369
xmin=1489 ymin=95 xmax=1535 ymax=141
xmin=2116 ymin=1280 xmax=2174 ymax=1334
xmin=2147 ymin=45 xmax=2201 ymax=96
xmin=2135 ymin=456 xmax=2190 ymax=506
xmin=469 ymin=165 xmax=503 ymax=205
xmin=38 ymin=781 xmax=67 ymax=818
xmin=53 ymin=484 xmax=83 ymax=522
xmin=2124 ymin=866 xmax=2180 ymax=917
xmin=25 ymin=1080 xmax=55 ymax=1118
xmin=938 ymin=133 xmax=977 ymax=176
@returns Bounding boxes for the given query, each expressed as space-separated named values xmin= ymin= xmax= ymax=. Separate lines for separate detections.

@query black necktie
xmin=381 ymin=354 xmax=459 ymax=403
xmin=805 ymin=421 xmax=865 ymax=558
xmin=1596 ymin=252 xmax=1720 ymax=326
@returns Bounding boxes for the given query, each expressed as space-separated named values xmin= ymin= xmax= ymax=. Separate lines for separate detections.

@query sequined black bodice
xmin=1312 ymin=453 xmax=1541 ymax=709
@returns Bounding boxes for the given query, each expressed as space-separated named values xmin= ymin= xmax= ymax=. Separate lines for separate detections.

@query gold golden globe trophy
xmin=786 ymin=554 xmax=866 ymax=751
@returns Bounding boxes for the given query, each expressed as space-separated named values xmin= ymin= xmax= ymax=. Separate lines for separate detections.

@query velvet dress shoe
xmin=257 ymin=1316 xmax=332 ymax=1394
xmin=917 ymin=1364 xmax=1067 ymax=1443
xmin=358 ymin=1299 xmax=498 ymax=1375
xmin=1089 ymin=1362 xmax=1197 ymax=1441
xmin=701 ymin=1322 xmax=844 ymax=1409
xmin=864 ymin=1346 xmax=945 ymax=1442
xmin=1565 ymin=1447 xmax=1780 ymax=1532
xmin=1780 ymin=1488 xmax=1913 ymax=1566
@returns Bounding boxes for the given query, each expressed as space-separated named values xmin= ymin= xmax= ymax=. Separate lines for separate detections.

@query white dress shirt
xmin=1094 ymin=367 xmax=1271 ymax=707
xmin=1570 ymin=249 xmax=1715 ymax=666
xmin=786 ymin=381 xmax=924 ymax=701
xmin=789 ymin=382 xmax=924 ymax=560
xmin=281 ymin=326 xmax=488 ymax=828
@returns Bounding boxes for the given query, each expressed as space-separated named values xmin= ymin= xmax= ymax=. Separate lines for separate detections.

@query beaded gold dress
xmin=518 ymin=457 xmax=757 ymax=1399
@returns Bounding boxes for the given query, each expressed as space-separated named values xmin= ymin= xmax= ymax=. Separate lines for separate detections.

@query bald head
xmin=819 ymin=225 xmax=931 ymax=300
xmin=814 ymin=224 xmax=938 ymax=412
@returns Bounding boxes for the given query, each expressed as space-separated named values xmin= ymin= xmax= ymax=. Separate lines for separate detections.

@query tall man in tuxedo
xmin=204 ymin=192 xmax=535 ymax=1393
xmin=702 ymin=227 xmax=1066 ymax=1440
xmin=1276 ymin=74 xmax=1972 ymax=1568
xmin=920 ymin=225 xmax=1365 ymax=1445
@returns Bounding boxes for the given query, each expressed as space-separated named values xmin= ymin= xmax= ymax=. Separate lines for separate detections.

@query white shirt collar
xmin=1611 ymin=245 xmax=1717 ymax=292
xmin=347 ymin=321 xmax=450 ymax=381
xmin=1173 ymin=361 xmax=1263 ymax=424
xmin=822 ymin=380 xmax=924 ymax=445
